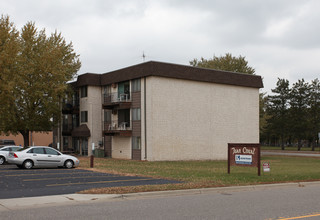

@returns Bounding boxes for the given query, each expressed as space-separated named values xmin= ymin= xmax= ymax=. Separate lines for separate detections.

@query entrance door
xmin=118 ymin=109 xmax=130 ymax=128
xmin=81 ymin=138 xmax=88 ymax=156
xmin=118 ymin=81 xmax=130 ymax=100
xmin=73 ymin=138 xmax=80 ymax=154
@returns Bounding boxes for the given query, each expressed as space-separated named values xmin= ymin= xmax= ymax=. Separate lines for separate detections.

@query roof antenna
xmin=142 ymin=51 xmax=146 ymax=62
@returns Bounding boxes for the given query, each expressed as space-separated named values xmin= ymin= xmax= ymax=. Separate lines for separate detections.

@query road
xmin=262 ymin=150 xmax=320 ymax=157
xmin=1 ymin=182 xmax=320 ymax=220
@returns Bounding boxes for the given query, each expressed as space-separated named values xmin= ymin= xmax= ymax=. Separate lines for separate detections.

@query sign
xmin=228 ymin=143 xmax=261 ymax=176
xmin=263 ymin=162 xmax=270 ymax=172
xmin=235 ymin=155 xmax=252 ymax=165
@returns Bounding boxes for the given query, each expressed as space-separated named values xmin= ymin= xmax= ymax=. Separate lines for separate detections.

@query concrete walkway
xmin=1 ymin=181 xmax=320 ymax=211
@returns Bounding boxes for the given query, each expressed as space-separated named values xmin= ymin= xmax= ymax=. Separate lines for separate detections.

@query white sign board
xmin=263 ymin=162 xmax=270 ymax=172
xmin=235 ymin=155 xmax=252 ymax=165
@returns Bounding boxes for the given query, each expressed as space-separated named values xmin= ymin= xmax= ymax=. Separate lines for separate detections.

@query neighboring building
xmin=0 ymin=132 xmax=53 ymax=147
xmin=54 ymin=61 xmax=263 ymax=161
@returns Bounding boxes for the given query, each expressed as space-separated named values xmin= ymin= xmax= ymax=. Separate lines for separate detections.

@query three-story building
xmin=54 ymin=61 xmax=263 ymax=161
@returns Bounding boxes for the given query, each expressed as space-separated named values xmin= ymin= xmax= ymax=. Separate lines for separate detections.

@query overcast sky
xmin=2 ymin=0 xmax=320 ymax=93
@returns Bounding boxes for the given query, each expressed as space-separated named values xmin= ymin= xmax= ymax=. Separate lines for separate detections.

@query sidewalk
xmin=1 ymin=181 xmax=320 ymax=211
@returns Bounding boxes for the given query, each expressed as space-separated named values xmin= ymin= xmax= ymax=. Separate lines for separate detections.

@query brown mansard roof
xmin=74 ymin=61 xmax=263 ymax=88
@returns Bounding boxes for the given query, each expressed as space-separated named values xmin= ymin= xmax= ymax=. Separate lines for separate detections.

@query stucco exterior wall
xmin=112 ymin=136 xmax=131 ymax=159
xmin=146 ymin=76 xmax=259 ymax=161
xmin=80 ymin=86 xmax=102 ymax=155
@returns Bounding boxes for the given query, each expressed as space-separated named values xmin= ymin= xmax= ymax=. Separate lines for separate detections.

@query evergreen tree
xmin=289 ymin=79 xmax=310 ymax=150
xmin=307 ymin=78 xmax=320 ymax=150
xmin=266 ymin=78 xmax=290 ymax=149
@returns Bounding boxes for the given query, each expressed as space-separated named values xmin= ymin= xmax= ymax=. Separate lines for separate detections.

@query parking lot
xmin=0 ymin=165 xmax=180 ymax=199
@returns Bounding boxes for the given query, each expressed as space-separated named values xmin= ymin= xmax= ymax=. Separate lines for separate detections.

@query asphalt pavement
xmin=0 ymin=165 xmax=180 ymax=199
xmin=1 ymin=181 xmax=320 ymax=213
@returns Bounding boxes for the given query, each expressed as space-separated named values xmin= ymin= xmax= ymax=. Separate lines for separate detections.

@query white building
xmin=55 ymin=61 xmax=263 ymax=161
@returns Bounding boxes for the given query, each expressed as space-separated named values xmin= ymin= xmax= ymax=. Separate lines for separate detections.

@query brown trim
xmin=71 ymin=124 xmax=91 ymax=137
xmin=104 ymin=136 xmax=112 ymax=157
xmin=73 ymin=61 xmax=263 ymax=89
xmin=74 ymin=73 xmax=101 ymax=87
xmin=104 ymin=130 xmax=132 ymax=137
xmin=132 ymin=121 xmax=141 ymax=137
xmin=100 ymin=61 xmax=263 ymax=88
xmin=132 ymin=149 xmax=141 ymax=160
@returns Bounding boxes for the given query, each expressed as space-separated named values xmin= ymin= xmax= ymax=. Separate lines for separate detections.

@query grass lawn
xmin=77 ymin=156 xmax=320 ymax=194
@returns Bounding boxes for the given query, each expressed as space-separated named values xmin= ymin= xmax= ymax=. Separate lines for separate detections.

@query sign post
xmin=90 ymin=143 xmax=95 ymax=168
xmin=228 ymin=143 xmax=260 ymax=176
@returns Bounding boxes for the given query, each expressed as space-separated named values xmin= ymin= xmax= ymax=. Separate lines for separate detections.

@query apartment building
xmin=55 ymin=61 xmax=263 ymax=161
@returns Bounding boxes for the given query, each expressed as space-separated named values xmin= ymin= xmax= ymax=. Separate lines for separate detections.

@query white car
xmin=0 ymin=146 xmax=23 ymax=165
xmin=7 ymin=146 xmax=80 ymax=169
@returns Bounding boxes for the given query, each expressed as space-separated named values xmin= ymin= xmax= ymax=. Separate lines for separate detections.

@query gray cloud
xmin=1 ymin=0 xmax=320 ymax=92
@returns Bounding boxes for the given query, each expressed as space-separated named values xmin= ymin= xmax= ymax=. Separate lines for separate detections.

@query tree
xmin=259 ymin=92 xmax=269 ymax=143
xmin=289 ymin=79 xmax=310 ymax=150
xmin=308 ymin=79 xmax=320 ymax=150
xmin=266 ymin=78 xmax=290 ymax=150
xmin=0 ymin=15 xmax=20 ymax=133
xmin=190 ymin=53 xmax=255 ymax=75
xmin=0 ymin=15 xmax=81 ymax=147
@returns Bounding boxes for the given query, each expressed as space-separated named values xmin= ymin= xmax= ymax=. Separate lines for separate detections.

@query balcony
xmin=62 ymin=101 xmax=79 ymax=114
xmin=62 ymin=123 xmax=73 ymax=136
xmin=103 ymin=120 xmax=132 ymax=136
xmin=103 ymin=92 xmax=131 ymax=109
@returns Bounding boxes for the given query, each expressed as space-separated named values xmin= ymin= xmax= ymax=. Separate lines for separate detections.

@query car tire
xmin=23 ymin=160 xmax=33 ymax=169
xmin=64 ymin=160 xmax=74 ymax=169
xmin=0 ymin=156 xmax=5 ymax=165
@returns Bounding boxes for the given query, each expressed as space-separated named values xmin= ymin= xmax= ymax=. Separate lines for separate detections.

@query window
xmin=132 ymin=136 xmax=141 ymax=150
xmin=27 ymin=148 xmax=45 ymax=154
xmin=132 ymin=108 xmax=141 ymax=121
xmin=73 ymin=114 xmax=80 ymax=128
xmin=80 ymin=86 xmax=87 ymax=98
xmin=104 ymin=85 xmax=111 ymax=95
xmin=81 ymin=111 xmax=88 ymax=123
xmin=132 ymin=79 xmax=141 ymax=92
xmin=45 ymin=148 xmax=60 ymax=155
xmin=104 ymin=110 xmax=111 ymax=122
xmin=73 ymin=91 xmax=79 ymax=106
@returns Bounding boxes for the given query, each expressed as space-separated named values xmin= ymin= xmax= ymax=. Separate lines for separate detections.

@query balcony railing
xmin=103 ymin=92 xmax=132 ymax=109
xmin=62 ymin=102 xmax=80 ymax=114
xmin=104 ymin=120 xmax=131 ymax=131
xmin=104 ymin=120 xmax=132 ymax=136
xmin=62 ymin=123 xmax=73 ymax=136
xmin=104 ymin=92 xmax=131 ymax=104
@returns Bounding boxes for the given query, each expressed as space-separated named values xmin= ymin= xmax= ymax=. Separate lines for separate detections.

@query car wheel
xmin=0 ymin=156 xmax=5 ymax=165
xmin=64 ymin=160 xmax=74 ymax=169
xmin=23 ymin=160 xmax=33 ymax=169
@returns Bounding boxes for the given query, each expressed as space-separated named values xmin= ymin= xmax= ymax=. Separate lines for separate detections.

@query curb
xmin=1 ymin=181 xmax=320 ymax=211
xmin=120 ymin=181 xmax=320 ymax=199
